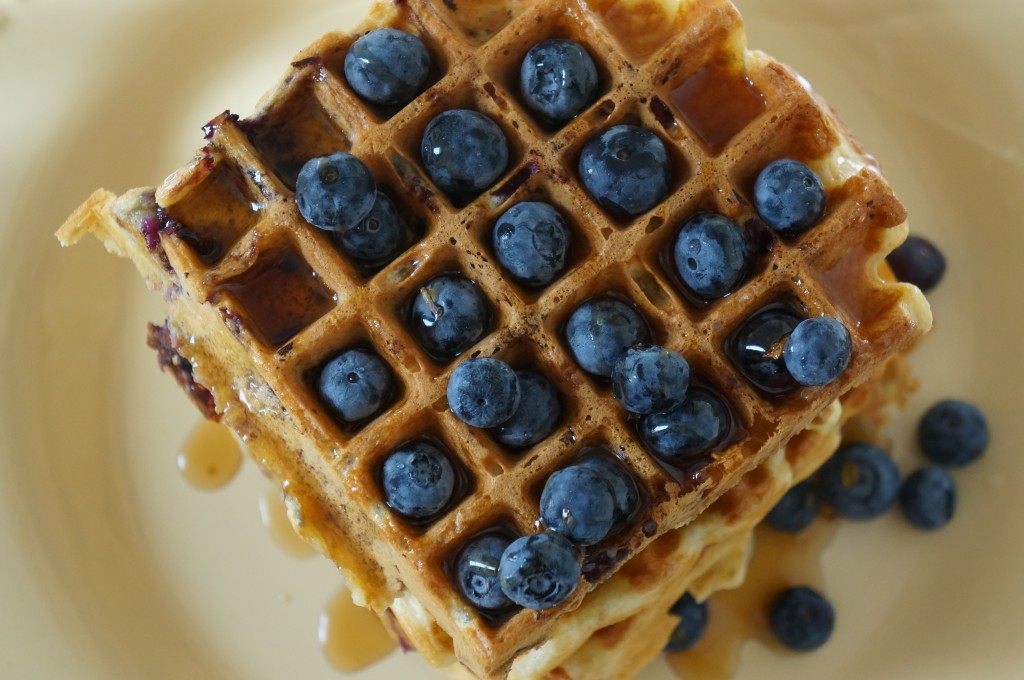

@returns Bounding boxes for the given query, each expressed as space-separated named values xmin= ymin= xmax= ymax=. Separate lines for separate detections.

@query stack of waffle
xmin=57 ymin=0 xmax=931 ymax=677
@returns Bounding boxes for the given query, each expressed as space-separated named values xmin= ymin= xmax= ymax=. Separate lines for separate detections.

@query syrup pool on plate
xmin=177 ymin=419 xmax=243 ymax=490
xmin=319 ymin=586 xmax=398 ymax=673
xmin=667 ymin=519 xmax=838 ymax=680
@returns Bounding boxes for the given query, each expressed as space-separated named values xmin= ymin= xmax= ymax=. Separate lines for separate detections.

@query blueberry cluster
xmin=765 ymin=399 xmax=987 ymax=534
xmin=453 ymin=528 xmax=581 ymax=613
xmin=295 ymin=152 xmax=413 ymax=267
xmin=446 ymin=357 xmax=562 ymax=446
xmin=728 ymin=304 xmax=852 ymax=394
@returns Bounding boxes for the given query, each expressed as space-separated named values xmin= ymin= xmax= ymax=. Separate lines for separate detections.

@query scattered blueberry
xmin=344 ymin=28 xmax=432 ymax=107
xmin=318 ymin=348 xmax=393 ymax=422
xmin=754 ymin=159 xmax=826 ymax=233
xmin=899 ymin=466 xmax=957 ymax=531
xmin=578 ymin=454 xmax=640 ymax=524
xmin=499 ymin=532 xmax=580 ymax=610
xmin=728 ymin=304 xmax=803 ymax=393
xmin=769 ymin=586 xmax=835 ymax=651
xmin=296 ymin=152 xmax=376 ymax=231
xmin=783 ymin=317 xmax=852 ymax=387
xmin=565 ymin=297 xmax=651 ymax=377
xmin=456 ymin=533 xmax=515 ymax=611
xmin=381 ymin=441 xmax=455 ymax=520
xmin=490 ymin=370 xmax=561 ymax=448
xmin=409 ymin=275 xmax=490 ymax=360
xmin=766 ymin=481 xmax=819 ymax=533
xmin=421 ymin=109 xmax=509 ymax=201
xmin=540 ymin=465 xmax=616 ymax=545
xmin=578 ymin=124 xmax=671 ymax=217
xmin=673 ymin=212 xmax=749 ymax=299
xmin=519 ymin=39 xmax=599 ymax=125
xmin=611 ymin=345 xmax=690 ymax=415
xmin=638 ymin=387 xmax=732 ymax=461
xmin=447 ymin=358 xmax=521 ymax=428
xmin=665 ymin=593 xmax=709 ymax=652
xmin=331 ymin=190 xmax=410 ymax=265
xmin=918 ymin=399 xmax=989 ymax=467
xmin=816 ymin=443 xmax=900 ymax=520
xmin=492 ymin=201 xmax=571 ymax=288
xmin=886 ymin=235 xmax=946 ymax=292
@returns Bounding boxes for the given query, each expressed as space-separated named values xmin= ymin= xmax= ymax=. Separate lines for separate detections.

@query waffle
xmin=57 ymin=0 xmax=931 ymax=677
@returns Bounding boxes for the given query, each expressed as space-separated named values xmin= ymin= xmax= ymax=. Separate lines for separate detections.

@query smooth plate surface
xmin=2 ymin=0 xmax=1022 ymax=678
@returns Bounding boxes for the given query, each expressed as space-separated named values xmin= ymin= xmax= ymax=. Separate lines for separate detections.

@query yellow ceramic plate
xmin=2 ymin=0 xmax=1022 ymax=678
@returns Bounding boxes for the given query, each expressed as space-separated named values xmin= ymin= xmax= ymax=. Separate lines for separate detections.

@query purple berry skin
xmin=887 ymin=235 xmax=946 ymax=292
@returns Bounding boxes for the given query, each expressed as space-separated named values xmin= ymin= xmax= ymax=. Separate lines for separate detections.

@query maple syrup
xmin=667 ymin=519 xmax=838 ymax=680
xmin=318 ymin=586 xmax=398 ymax=672
xmin=177 ymin=419 xmax=243 ymax=490
xmin=215 ymin=247 xmax=335 ymax=348
xmin=668 ymin=55 xmax=767 ymax=154
xmin=589 ymin=0 xmax=684 ymax=61
xmin=258 ymin=488 xmax=316 ymax=559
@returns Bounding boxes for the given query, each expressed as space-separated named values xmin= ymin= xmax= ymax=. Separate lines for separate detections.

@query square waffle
xmin=57 ymin=0 xmax=931 ymax=677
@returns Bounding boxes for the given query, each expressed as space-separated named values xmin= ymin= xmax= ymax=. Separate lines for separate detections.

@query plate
xmin=2 ymin=0 xmax=1022 ymax=678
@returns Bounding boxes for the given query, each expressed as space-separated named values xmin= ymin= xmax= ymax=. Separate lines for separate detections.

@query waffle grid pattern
xmin=149 ymin=0 xmax=922 ymax=672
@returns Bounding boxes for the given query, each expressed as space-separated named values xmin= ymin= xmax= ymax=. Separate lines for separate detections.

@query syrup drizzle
xmin=177 ymin=419 xmax=243 ymax=490
xmin=667 ymin=519 xmax=837 ymax=680
xmin=258 ymin=488 xmax=316 ymax=559
xmin=318 ymin=587 xmax=398 ymax=673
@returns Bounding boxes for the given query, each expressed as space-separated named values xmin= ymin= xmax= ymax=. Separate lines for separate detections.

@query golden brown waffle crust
xmin=57 ymin=0 xmax=932 ymax=678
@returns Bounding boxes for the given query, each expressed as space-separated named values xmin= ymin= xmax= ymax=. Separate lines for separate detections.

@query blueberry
xmin=611 ymin=345 xmax=690 ymax=415
xmin=490 ymin=370 xmax=561 ymax=448
xmin=728 ymin=304 xmax=803 ymax=393
xmin=540 ymin=465 xmax=616 ymax=545
xmin=492 ymin=201 xmax=571 ymax=288
xmin=899 ymin=466 xmax=956 ymax=531
xmin=381 ymin=442 xmax=455 ymax=520
xmin=409 ymin=275 xmax=490 ymax=360
xmin=565 ymin=297 xmax=651 ymax=377
xmin=318 ymin=349 xmax=393 ymax=422
xmin=766 ymin=481 xmax=819 ymax=533
xmin=783 ymin=317 xmax=852 ymax=387
xmin=665 ymin=593 xmax=709 ymax=652
xmin=447 ymin=358 xmax=521 ymax=428
xmin=296 ymin=152 xmax=376 ymax=231
xmin=578 ymin=124 xmax=671 ymax=217
xmin=918 ymin=399 xmax=989 ymax=467
xmin=331 ymin=191 xmax=410 ymax=265
xmin=421 ymin=109 xmax=509 ymax=201
xmin=638 ymin=387 xmax=732 ymax=461
xmin=769 ymin=586 xmax=834 ymax=651
xmin=886 ymin=235 xmax=946 ymax=292
xmin=578 ymin=454 xmax=640 ymax=524
xmin=673 ymin=212 xmax=749 ymax=299
xmin=455 ymin=533 xmax=515 ymax=611
xmin=344 ymin=28 xmax=431 ymax=107
xmin=498 ymin=532 xmax=580 ymax=610
xmin=754 ymin=159 xmax=826 ymax=233
xmin=816 ymin=443 xmax=900 ymax=520
xmin=519 ymin=39 xmax=599 ymax=125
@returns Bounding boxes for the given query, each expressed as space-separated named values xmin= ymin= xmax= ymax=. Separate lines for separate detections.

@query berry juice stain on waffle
xmin=57 ymin=0 xmax=936 ymax=678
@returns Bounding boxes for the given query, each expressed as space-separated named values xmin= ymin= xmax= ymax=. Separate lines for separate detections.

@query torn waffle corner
xmin=56 ymin=0 xmax=931 ymax=678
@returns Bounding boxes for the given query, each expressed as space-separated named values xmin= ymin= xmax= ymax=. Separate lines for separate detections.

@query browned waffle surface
xmin=58 ymin=0 xmax=931 ymax=677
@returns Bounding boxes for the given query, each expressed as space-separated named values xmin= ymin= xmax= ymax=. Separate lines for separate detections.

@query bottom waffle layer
xmin=58 ymin=188 xmax=915 ymax=680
